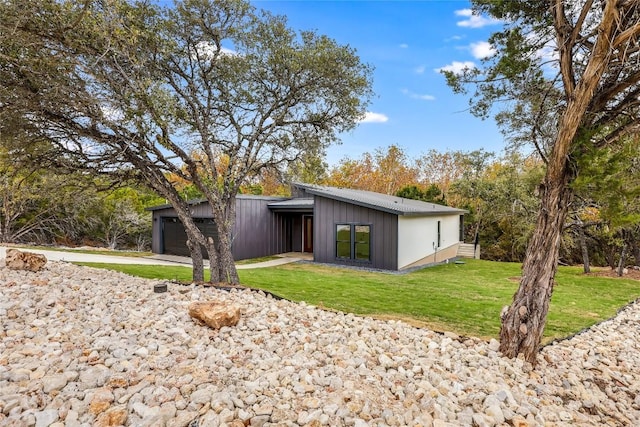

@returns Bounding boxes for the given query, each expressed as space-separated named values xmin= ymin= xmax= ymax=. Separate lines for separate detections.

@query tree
xmin=325 ymin=145 xmax=419 ymax=194
xmin=415 ymin=149 xmax=472 ymax=203
xmin=572 ymin=137 xmax=640 ymax=273
xmin=445 ymin=1 xmax=640 ymax=363
xmin=1 ymin=0 xmax=372 ymax=283
xmin=447 ymin=150 xmax=495 ymax=248
xmin=396 ymin=184 xmax=447 ymax=205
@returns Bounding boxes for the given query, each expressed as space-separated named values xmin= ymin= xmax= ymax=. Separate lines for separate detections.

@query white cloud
xmin=470 ymin=41 xmax=497 ymax=59
xmin=455 ymin=9 xmax=501 ymax=28
xmin=399 ymin=43 xmax=409 ymax=49
xmin=401 ymin=89 xmax=435 ymax=101
xmin=359 ymin=112 xmax=389 ymax=123
xmin=194 ymin=41 xmax=237 ymax=59
xmin=220 ymin=46 xmax=237 ymax=56
xmin=435 ymin=61 xmax=476 ymax=75
xmin=415 ymin=65 xmax=426 ymax=74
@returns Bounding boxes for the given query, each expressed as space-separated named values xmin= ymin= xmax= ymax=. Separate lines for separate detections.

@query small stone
xmin=166 ymin=411 xmax=198 ymax=427
xmin=303 ymin=397 xmax=321 ymax=409
xmin=42 ymin=374 xmax=69 ymax=394
xmin=486 ymin=404 xmax=505 ymax=424
xmin=35 ymin=409 xmax=59 ymax=427
xmin=558 ymin=411 xmax=573 ymax=422
xmin=495 ymin=389 xmax=515 ymax=406
xmin=471 ymin=413 xmax=490 ymax=427
xmin=378 ymin=353 xmax=395 ymax=369
xmin=94 ymin=406 xmax=128 ymax=427
xmin=79 ymin=365 xmax=110 ymax=388
xmin=254 ymin=404 xmax=273 ymax=416
xmin=9 ymin=368 xmax=31 ymax=382
xmin=218 ymin=408 xmax=234 ymax=423
xmin=510 ymin=415 xmax=530 ymax=427
xmin=89 ymin=388 xmax=115 ymax=415
xmin=134 ymin=347 xmax=149 ymax=357
xmin=190 ymin=388 xmax=212 ymax=404
xmin=250 ymin=415 xmax=270 ymax=427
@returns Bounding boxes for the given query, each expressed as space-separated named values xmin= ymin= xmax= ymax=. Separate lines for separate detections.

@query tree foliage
xmin=324 ymin=145 xmax=419 ymax=195
xmin=445 ymin=0 xmax=640 ymax=363
xmin=0 ymin=0 xmax=372 ymax=282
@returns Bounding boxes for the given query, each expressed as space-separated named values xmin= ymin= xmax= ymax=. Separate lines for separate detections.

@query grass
xmin=74 ymin=259 xmax=640 ymax=342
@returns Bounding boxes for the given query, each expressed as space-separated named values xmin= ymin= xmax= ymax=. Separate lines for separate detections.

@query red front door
xmin=303 ymin=216 xmax=313 ymax=253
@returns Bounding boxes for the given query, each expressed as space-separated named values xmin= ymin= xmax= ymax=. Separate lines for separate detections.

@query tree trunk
xmin=631 ymin=231 xmax=640 ymax=267
xmin=578 ymin=223 xmax=590 ymax=273
xmin=203 ymin=236 xmax=219 ymax=283
xmin=185 ymin=234 xmax=205 ymax=283
xmin=213 ymin=196 xmax=239 ymax=284
xmin=617 ymin=232 xmax=627 ymax=277
xmin=499 ymin=169 xmax=573 ymax=364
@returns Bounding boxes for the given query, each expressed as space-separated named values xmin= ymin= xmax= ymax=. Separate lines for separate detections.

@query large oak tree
xmin=446 ymin=1 xmax=640 ymax=363
xmin=0 ymin=0 xmax=372 ymax=282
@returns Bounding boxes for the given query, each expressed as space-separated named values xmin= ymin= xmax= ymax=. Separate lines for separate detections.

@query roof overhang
xmin=267 ymin=198 xmax=314 ymax=213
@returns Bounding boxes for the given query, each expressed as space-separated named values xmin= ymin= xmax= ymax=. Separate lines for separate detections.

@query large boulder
xmin=188 ymin=301 xmax=241 ymax=329
xmin=5 ymin=249 xmax=47 ymax=272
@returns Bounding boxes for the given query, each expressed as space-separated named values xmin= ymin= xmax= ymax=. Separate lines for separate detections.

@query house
xmin=149 ymin=183 xmax=467 ymax=271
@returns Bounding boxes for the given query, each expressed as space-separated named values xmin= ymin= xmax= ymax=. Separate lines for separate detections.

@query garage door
xmin=162 ymin=217 xmax=218 ymax=258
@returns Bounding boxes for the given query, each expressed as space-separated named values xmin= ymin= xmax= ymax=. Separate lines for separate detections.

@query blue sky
xmin=252 ymin=0 xmax=506 ymax=165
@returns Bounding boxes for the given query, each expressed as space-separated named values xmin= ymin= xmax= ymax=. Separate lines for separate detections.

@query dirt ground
xmin=587 ymin=266 xmax=640 ymax=281
xmin=508 ymin=266 xmax=640 ymax=282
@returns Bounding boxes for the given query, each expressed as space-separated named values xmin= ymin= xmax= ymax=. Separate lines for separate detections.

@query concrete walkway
xmin=0 ymin=246 xmax=307 ymax=269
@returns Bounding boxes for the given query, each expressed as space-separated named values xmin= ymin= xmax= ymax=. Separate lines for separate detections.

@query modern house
xmin=149 ymin=183 xmax=467 ymax=271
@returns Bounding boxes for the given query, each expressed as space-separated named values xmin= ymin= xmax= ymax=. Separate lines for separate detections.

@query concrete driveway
xmin=0 ymin=246 xmax=306 ymax=268
xmin=0 ymin=246 xmax=186 ymax=266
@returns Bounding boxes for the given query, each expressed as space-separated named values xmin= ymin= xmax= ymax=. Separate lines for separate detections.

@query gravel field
xmin=1 ymin=261 xmax=639 ymax=426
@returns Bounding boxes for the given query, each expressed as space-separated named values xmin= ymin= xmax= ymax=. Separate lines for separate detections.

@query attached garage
xmin=149 ymin=195 xmax=299 ymax=261
xmin=160 ymin=217 xmax=218 ymax=257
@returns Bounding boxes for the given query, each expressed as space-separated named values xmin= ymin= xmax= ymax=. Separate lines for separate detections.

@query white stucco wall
xmin=397 ymin=214 xmax=462 ymax=269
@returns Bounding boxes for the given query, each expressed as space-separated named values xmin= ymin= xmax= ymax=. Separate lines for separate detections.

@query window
xmin=437 ymin=220 xmax=441 ymax=248
xmin=354 ymin=225 xmax=370 ymax=260
xmin=335 ymin=224 xmax=371 ymax=262
xmin=336 ymin=224 xmax=352 ymax=259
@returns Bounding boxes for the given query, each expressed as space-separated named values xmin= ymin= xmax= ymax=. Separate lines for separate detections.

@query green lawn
xmin=75 ymin=259 xmax=640 ymax=342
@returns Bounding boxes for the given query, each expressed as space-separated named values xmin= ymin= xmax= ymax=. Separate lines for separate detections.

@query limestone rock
xmin=188 ymin=301 xmax=241 ymax=329
xmin=94 ymin=406 xmax=128 ymax=427
xmin=5 ymin=248 xmax=47 ymax=272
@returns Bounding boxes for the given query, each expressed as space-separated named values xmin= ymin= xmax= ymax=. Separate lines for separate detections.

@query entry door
xmin=303 ymin=216 xmax=313 ymax=253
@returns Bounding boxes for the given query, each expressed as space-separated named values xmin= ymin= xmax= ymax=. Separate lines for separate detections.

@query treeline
xmin=1 ymin=153 xmax=163 ymax=250
xmin=245 ymin=144 xmax=640 ymax=269
xmin=4 ymin=140 xmax=638 ymax=268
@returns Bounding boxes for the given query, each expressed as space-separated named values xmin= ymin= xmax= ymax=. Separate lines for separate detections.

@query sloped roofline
xmin=146 ymin=195 xmax=288 ymax=211
xmin=293 ymin=183 xmax=467 ymax=216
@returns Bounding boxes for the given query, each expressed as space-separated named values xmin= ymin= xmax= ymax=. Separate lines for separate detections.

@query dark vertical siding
xmin=151 ymin=211 xmax=163 ymax=254
xmin=233 ymin=197 xmax=292 ymax=260
xmin=291 ymin=216 xmax=302 ymax=252
xmin=314 ymin=196 xmax=398 ymax=270
xmin=150 ymin=196 xmax=289 ymax=260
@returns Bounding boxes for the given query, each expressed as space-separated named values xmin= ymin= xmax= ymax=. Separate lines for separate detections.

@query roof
xmin=146 ymin=195 xmax=287 ymax=211
xmin=294 ymin=183 xmax=467 ymax=216
xmin=267 ymin=198 xmax=314 ymax=210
